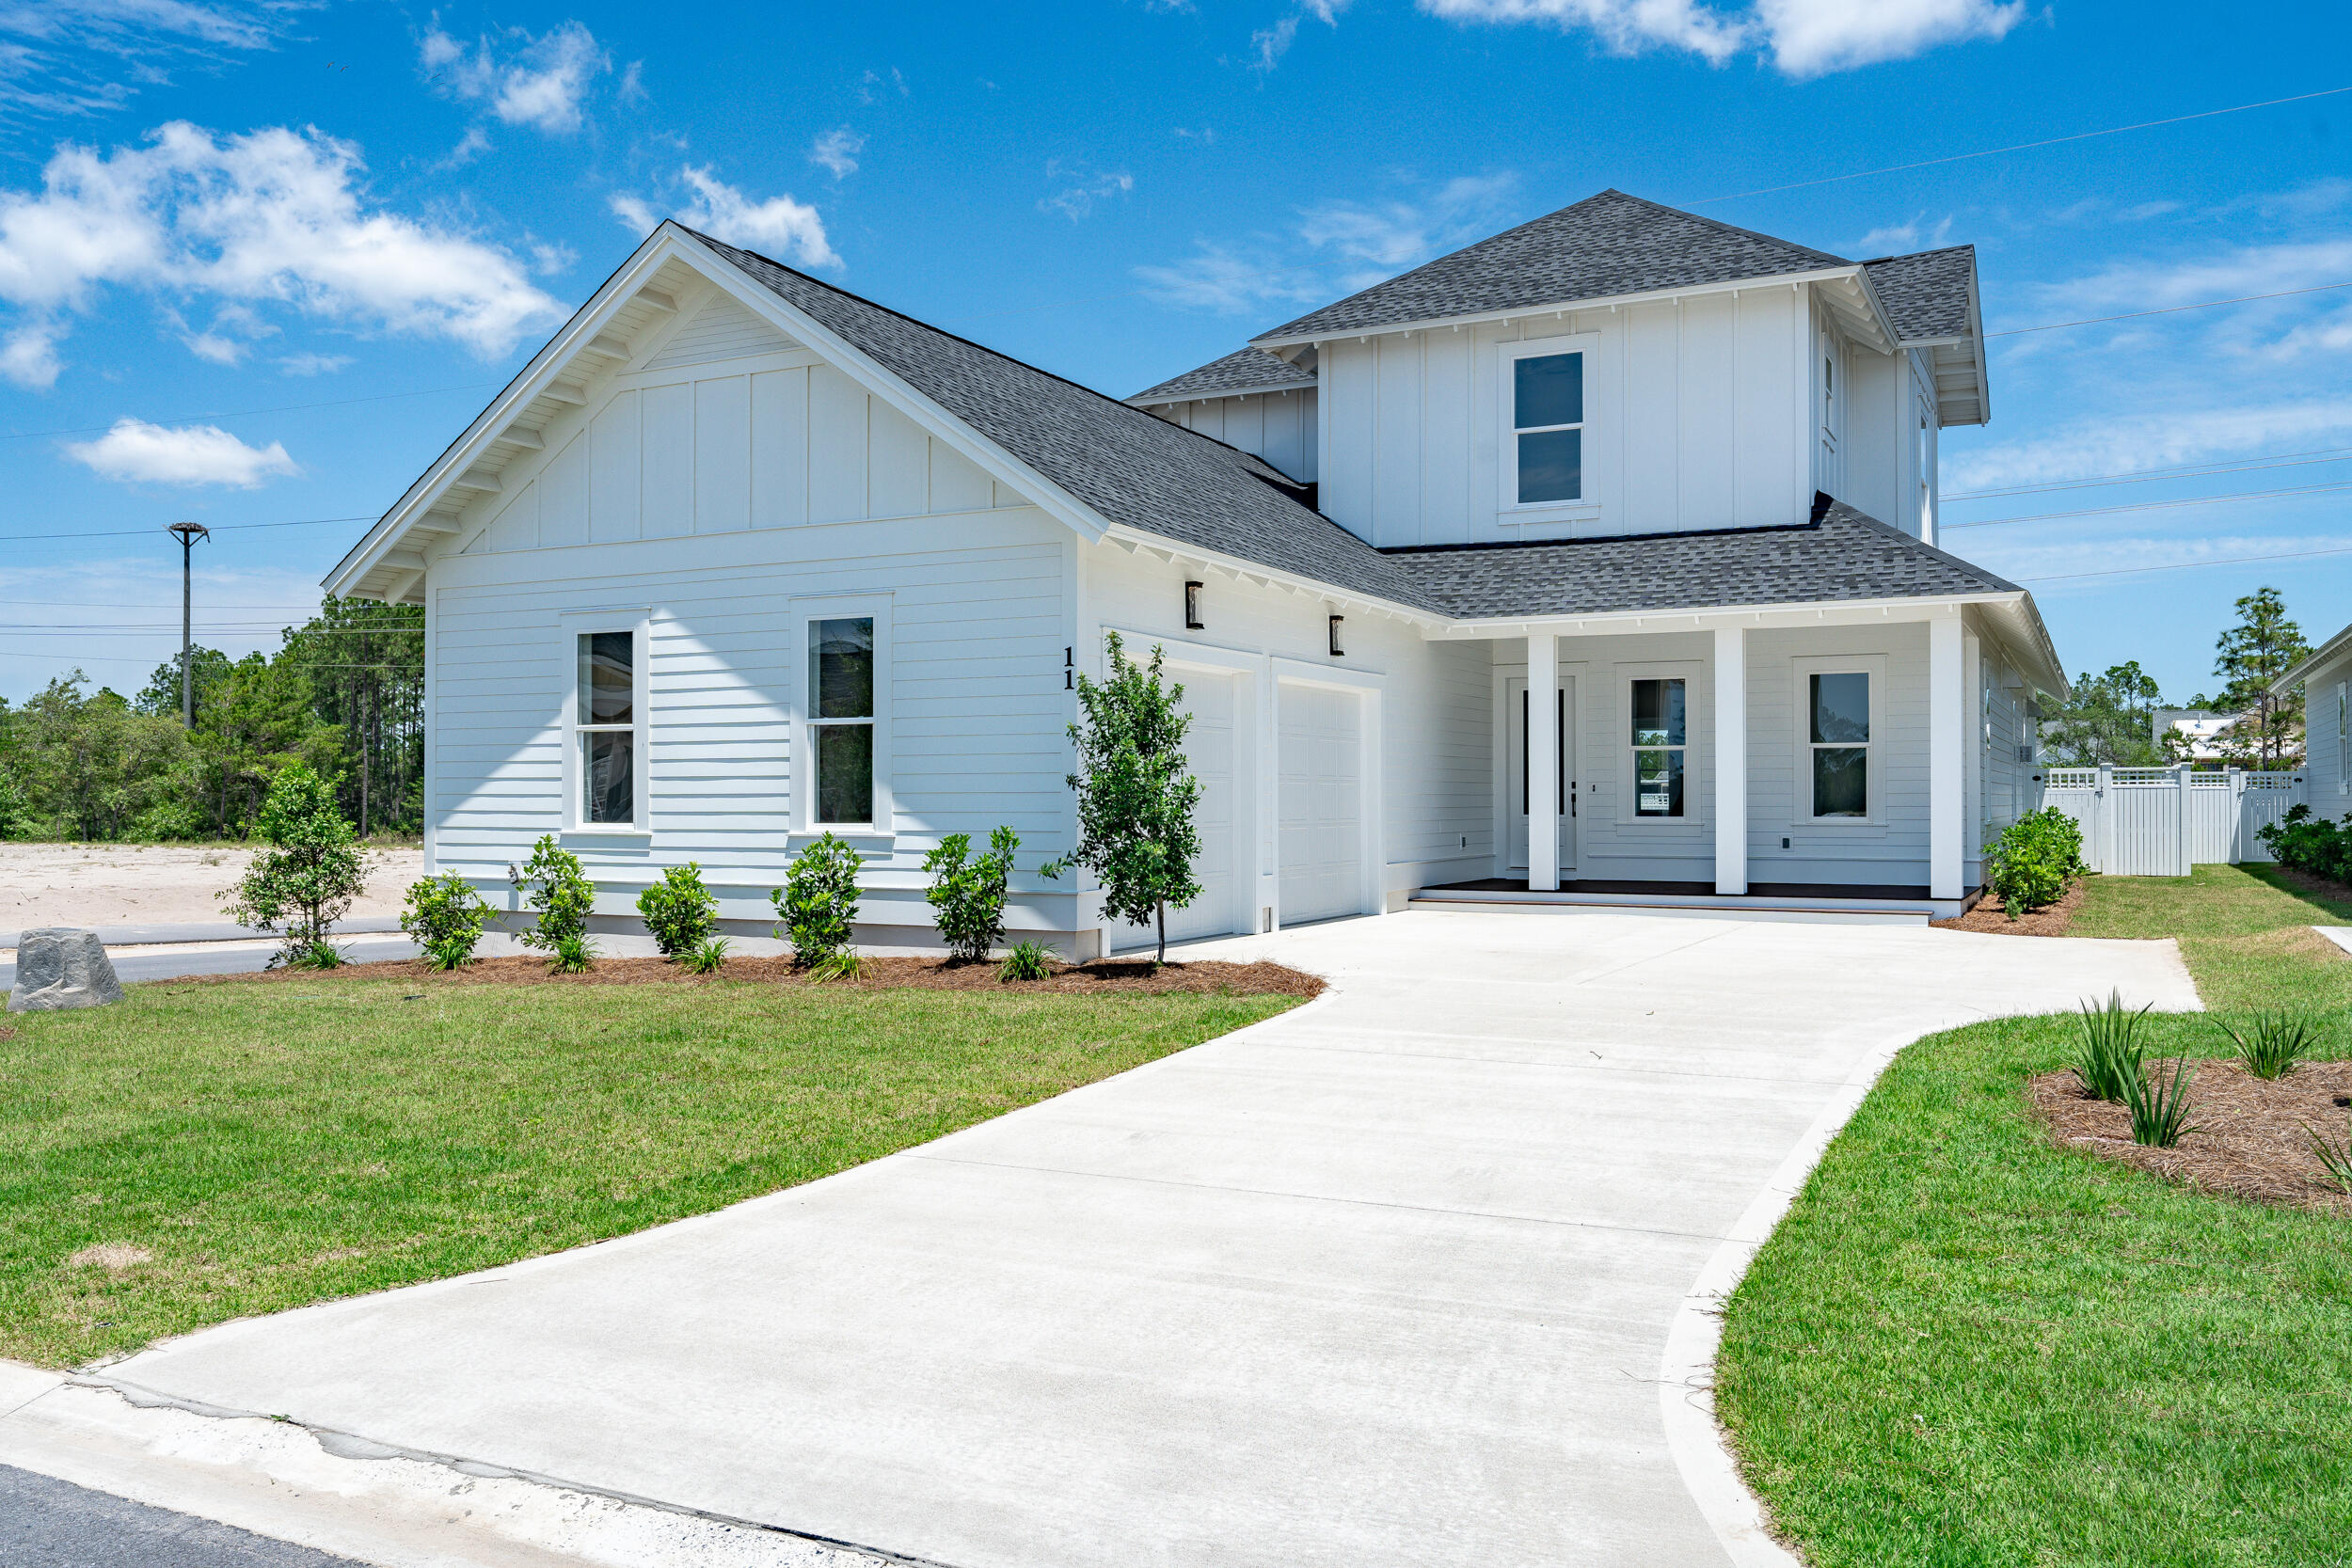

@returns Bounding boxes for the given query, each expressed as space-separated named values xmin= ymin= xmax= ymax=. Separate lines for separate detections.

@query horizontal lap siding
xmin=1745 ymin=624 xmax=1929 ymax=885
xmin=431 ymin=523 xmax=1070 ymax=897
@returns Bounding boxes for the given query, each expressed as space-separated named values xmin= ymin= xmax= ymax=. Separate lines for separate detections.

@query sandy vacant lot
xmin=0 ymin=843 xmax=423 ymax=933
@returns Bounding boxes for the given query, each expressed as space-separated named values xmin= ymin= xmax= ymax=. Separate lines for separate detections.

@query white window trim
xmin=793 ymin=594 xmax=894 ymax=843
xmin=1615 ymin=660 xmax=1704 ymax=827
xmin=557 ymin=612 xmax=651 ymax=837
xmin=2337 ymin=679 xmax=2347 ymax=793
xmin=1790 ymin=654 xmax=1888 ymax=828
xmin=1496 ymin=332 xmax=1602 ymax=524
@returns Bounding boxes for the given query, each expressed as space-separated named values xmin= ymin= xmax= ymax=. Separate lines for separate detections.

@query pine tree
xmin=2209 ymin=587 xmax=2312 ymax=768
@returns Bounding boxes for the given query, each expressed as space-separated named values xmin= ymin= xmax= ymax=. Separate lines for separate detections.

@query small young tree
xmin=1044 ymin=632 xmax=1201 ymax=966
xmin=925 ymin=826 xmax=1020 ymax=962
xmin=2208 ymin=586 xmax=2312 ymax=768
xmin=223 ymin=761 xmax=370 ymax=968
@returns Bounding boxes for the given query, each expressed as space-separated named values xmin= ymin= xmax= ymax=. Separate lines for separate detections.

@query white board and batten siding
xmin=1316 ymin=288 xmax=1813 ymax=550
xmin=1153 ymin=390 xmax=1318 ymax=485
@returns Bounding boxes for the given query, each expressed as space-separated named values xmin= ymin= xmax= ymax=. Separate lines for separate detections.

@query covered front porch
xmin=1420 ymin=594 xmax=2058 ymax=921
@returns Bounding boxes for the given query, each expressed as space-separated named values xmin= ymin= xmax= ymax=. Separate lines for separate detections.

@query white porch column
xmin=1527 ymin=632 xmax=1560 ymax=892
xmin=1714 ymin=625 xmax=1747 ymax=895
xmin=1930 ymin=614 xmax=1964 ymax=900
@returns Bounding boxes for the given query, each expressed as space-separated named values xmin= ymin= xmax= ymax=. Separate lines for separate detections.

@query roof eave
xmin=1128 ymin=380 xmax=1317 ymax=408
xmin=1098 ymin=523 xmax=1443 ymax=630
xmin=1246 ymin=265 xmax=1867 ymax=350
xmin=2274 ymin=619 xmax=2352 ymax=693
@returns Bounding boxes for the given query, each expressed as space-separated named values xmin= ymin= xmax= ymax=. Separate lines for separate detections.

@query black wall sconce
xmin=1184 ymin=580 xmax=1204 ymax=630
xmin=1327 ymin=613 xmax=1344 ymax=657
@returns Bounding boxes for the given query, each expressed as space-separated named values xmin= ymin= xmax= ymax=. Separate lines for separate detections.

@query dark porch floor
xmin=1428 ymin=878 xmax=1936 ymax=901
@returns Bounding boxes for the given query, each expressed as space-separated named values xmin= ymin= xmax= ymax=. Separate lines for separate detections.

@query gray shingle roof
xmin=1863 ymin=245 xmax=1976 ymax=341
xmin=1388 ymin=499 xmax=2019 ymax=619
xmin=1253 ymin=189 xmax=1850 ymax=343
xmin=685 ymin=229 xmax=1427 ymax=608
xmin=686 ymin=230 xmax=2014 ymax=625
xmin=1131 ymin=347 xmax=1316 ymax=404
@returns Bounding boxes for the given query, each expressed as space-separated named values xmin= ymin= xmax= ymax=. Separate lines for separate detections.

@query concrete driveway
xmin=93 ymin=908 xmax=2198 ymax=1568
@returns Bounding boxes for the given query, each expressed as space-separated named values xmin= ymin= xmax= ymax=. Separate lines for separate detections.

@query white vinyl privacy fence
xmin=2031 ymin=766 xmax=2306 ymax=876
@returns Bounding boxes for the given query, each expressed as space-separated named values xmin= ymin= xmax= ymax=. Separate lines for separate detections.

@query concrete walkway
xmin=83 ymin=909 xmax=2198 ymax=1568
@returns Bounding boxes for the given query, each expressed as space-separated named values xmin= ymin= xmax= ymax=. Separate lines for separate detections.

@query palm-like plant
xmin=2217 ymin=1010 xmax=2320 ymax=1080
xmin=2074 ymin=989 xmax=2151 ymax=1102
xmin=2125 ymin=1057 xmax=2199 ymax=1148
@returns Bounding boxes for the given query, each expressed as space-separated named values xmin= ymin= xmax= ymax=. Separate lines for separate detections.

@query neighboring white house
xmin=2152 ymin=707 xmax=2248 ymax=765
xmin=326 ymin=189 xmax=2064 ymax=948
xmin=2277 ymin=625 xmax=2352 ymax=805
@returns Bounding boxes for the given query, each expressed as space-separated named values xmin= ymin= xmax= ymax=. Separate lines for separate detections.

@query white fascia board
xmin=1097 ymin=524 xmax=1445 ymax=631
xmin=324 ymin=233 xmax=686 ymax=597
xmin=1839 ymin=269 xmax=1902 ymax=356
xmin=1432 ymin=590 xmax=2026 ymax=641
xmin=2274 ymin=618 xmax=2352 ymax=694
xmin=1245 ymin=265 xmax=1867 ymax=350
xmin=662 ymin=227 xmax=1112 ymax=546
xmin=1126 ymin=381 xmax=1316 ymax=408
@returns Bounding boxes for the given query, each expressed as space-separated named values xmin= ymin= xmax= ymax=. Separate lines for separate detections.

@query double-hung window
xmin=1808 ymin=673 xmax=1870 ymax=818
xmin=574 ymin=629 xmax=640 ymax=827
xmin=1629 ymin=678 xmax=1685 ymax=818
xmin=1501 ymin=335 xmax=1596 ymax=515
xmin=808 ymin=616 xmax=876 ymax=826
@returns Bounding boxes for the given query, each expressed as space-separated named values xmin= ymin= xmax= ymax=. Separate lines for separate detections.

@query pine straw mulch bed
xmin=2029 ymin=1058 xmax=2352 ymax=1214
xmin=2265 ymin=863 xmax=2352 ymax=908
xmin=165 ymin=951 xmax=1326 ymax=999
xmin=1931 ymin=879 xmax=2086 ymax=937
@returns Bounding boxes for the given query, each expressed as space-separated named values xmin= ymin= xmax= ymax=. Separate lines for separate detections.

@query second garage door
xmin=1278 ymin=682 xmax=1363 ymax=927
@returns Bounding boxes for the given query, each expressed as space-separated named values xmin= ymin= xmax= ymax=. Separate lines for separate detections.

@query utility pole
xmin=166 ymin=521 xmax=210 ymax=727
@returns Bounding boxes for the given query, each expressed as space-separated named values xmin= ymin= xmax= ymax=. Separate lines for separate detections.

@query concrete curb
xmin=1656 ymin=935 xmax=2205 ymax=1568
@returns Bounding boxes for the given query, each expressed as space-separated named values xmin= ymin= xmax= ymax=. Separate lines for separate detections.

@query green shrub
xmin=2259 ymin=803 xmax=2352 ymax=883
xmin=2126 ymin=1056 xmax=2199 ymax=1148
xmin=996 ymin=940 xmax=1056 ymax=983
xmin=925 ymin=826 xmax=1019 ymax=962
xmin=401 ymin=872 xmax=492 ymax=971
xmin=2073 ymin=988 xmax=2150 ymax=1102
xmin=772 ymin=832 xmax=861 ymax=967
xmin=510 ymin=835 xmax=595 ymax=954
xmin=223 ymin=761 xmax=370 ymax=969
xmin=549 ymin=931 xmax=597 ymax=974
xmin=1986 ymin=806 xmax=2089 ymax=917
xmin=2217 ymin=1009 xmax=2319 ymax=1080
xmin=681 ymin=934 xmax=731 ymax=974
xmin=128 ymin=796 xmax=207 ymax=842
xmin=637 ymin=862 xmax=719 ymax=958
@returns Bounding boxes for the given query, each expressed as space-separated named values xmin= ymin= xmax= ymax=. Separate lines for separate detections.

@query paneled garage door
xmin=1279 ymin=682 xmax=1363 ymax=927
xmin=1113 ymin=670 xmax=1238 ymax=950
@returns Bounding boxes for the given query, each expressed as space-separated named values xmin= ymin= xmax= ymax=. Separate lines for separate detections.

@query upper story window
xmin=1513 ymin=352 xmax=1583 ymax=504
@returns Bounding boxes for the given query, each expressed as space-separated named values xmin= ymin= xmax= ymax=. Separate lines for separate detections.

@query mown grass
xmin=1717 ymin=863 xmax=2352 ymax=1566
xmin=0 ymin=977 xmax=1297 ymax=1368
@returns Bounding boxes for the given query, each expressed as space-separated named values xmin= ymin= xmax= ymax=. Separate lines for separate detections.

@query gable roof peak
xmin=1252 ymin=186 xmax=1854 ymax=344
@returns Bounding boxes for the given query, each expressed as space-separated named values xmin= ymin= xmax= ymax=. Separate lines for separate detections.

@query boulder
xmin=7 ymin=927 xmax=124 ymax=1013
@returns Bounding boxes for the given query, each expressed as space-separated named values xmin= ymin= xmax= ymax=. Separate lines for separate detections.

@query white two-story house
xmin=326 ymin=188 xmax=2060 ymax=948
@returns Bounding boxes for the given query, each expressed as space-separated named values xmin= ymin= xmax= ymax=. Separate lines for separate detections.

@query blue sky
xmin=0 ymin=0 xmax=2346 ymax=705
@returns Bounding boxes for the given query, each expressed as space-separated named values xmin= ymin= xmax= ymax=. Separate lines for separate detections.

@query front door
xmin=1506 ymin=675 xmax=1577 ymax=877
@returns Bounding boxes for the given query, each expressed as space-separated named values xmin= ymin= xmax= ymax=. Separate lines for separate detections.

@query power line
xmin=0 ymin=383 xmax=498 ymax=444
xmin=2020 ymin=542 xmax=2352 ymax=584
xmin=1947 ymin=446 xmax=2352 ymax=501
xmin=1945 ymin=479 xmax=2352 ymax=530
xmin=1987 ymin=279 xmax=2352 ymax=338
xmin=1690 ymin=86 xmax=2352 ymax=207
xmin=0 ymin=515 xmax=374 ymax=545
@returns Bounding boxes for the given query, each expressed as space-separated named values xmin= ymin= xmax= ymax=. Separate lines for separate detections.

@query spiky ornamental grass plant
xmin=2127 ymin=1056 xmax=2201 ymax=1148
xmin=223 ymin=762 xmax=371 ymax=970
xmin=996 ymin=940 xmax=1055 ymax=983
xmin=1043 ymin=632 xmax=1202 ymax=967
xmin=2307 ymin=1111 xmax=2352 ymax=1196
xmin=2073 ymin=988 xmax=2152 ymax=1101
xmin=2217 ymin=1009 xmax=2320 ymax=1080
xmin=682 ymin=934 xmax=731 ymax=974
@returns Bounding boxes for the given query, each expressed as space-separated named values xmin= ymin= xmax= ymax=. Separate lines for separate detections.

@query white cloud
xmin=1970 ymin=532 xmax=2352 ymax=593
xmin=1251 ymin=0 xmax=1352 ymax=70
xmin=64 ymin=418 xmax=296 ymax=487
xmin=809 ymin=126 xmax=864 ymax=180
xmin=1855 ymin=213 xmax=1951 ymax=255
xmin=611 ymin=166 xmax=838 ymax=268
xmin=1412 ymin=0 xmax=2020 ymax=74
xmin=0 ymin=120 xmax=564 ymax=386
xmin=1040 ymin=160 xmax=1134 ymax=222
xmin=0 ymin=0 xmax=299 ymax=122
xmin=420 ymin=19 xmax=609 ymax=135
xmin=277 ymin=351 xmax=349 ymax=375
xmin=1297 ymin=173 xmax=1519 ymax=276
xmin=1947 ymin=400 xmax=2352 ymax=493
xmin=855 ymin=67 xmax=908 ymax=104
xmin=1134 ymin=242 xmax=1327 ymax=313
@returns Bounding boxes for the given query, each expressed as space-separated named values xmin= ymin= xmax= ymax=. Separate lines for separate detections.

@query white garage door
xmin=1279 ymin=682 xmax=1363 ymax=927
xmin=1112 ymin=670 xmax=1237 ymax=950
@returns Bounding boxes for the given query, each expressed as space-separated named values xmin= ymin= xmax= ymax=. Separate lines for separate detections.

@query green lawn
xmin=0 ymin=976 xmax=1297 ymax=1368
xmin=1717 ymin=863 xmax=2352 ymax=1567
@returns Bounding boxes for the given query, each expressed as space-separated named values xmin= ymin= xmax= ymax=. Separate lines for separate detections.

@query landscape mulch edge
xmin=154 ymin=951 xmax=1327 ymax=999
xmin=2028 ymin=1057 xmax=2352 ymax=1213
xmin=1931 ymin=878 xmax=2086 ymax=937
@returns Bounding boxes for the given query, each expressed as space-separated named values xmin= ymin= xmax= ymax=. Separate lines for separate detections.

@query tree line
xmin=0 ymin=597 xmax=422 ymax=842
xmin=2040 ymin=586 xmax=2312 ymax=768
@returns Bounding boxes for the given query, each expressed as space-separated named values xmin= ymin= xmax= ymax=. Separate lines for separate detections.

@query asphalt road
xmin=0 ymin=1465 xmax=366 ymax=1567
